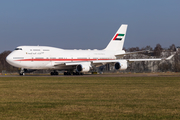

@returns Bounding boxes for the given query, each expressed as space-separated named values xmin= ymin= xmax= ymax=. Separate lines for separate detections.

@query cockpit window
xmin=15 ymin=48 xmax=22 ymax=50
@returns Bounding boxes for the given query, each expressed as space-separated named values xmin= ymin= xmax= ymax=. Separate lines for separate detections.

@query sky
xmin=0 ymin=0 xmax=180 ymax=52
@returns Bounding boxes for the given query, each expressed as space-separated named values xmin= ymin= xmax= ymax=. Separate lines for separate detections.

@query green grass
xmin=0 ymin=76 xmax=180 ymax=120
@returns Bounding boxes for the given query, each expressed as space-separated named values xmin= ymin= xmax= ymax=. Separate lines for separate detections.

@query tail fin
xmin=104 ymin=24 xmax=128 ymax=51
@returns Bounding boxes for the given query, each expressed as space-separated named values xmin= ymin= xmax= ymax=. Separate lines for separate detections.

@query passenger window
xmin=33 ymin=49 xmax=40 ymax=51
xmin=13 ymin=57 xmax=24 ymax=59
xmin=43 ymin=49 xmax=49 ymax=51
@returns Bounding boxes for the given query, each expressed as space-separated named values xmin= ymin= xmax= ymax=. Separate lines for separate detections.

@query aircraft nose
xmin=6 ymin=54 xmax=13 ymax=65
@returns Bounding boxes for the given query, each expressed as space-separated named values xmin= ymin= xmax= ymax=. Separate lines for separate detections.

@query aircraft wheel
xmin=50 ymin=72 xmax=54 ymax=75
xmin=51 ymin=71 xmax=59 ymax=75
xmin=55 ymin=72 xmax=58 ymax=75
xmin=19 ymin=72 xmax=25 ymax=76
xmin=72 ymin=72 xmax=83 ymax=75
xmin=64 ymin=72 xmax=71 ymax=75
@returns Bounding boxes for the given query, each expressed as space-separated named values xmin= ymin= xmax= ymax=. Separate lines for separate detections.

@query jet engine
xmin=114 ymin=60 xmax=128 ymax=70
xmin=76 ymin=62 xmax=91 ymax=72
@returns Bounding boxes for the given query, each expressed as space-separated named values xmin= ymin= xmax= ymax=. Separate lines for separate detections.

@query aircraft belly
xmin=20 ymin=61 xmax=50 ymax=69
xmin=19 ymin=61 xmax=75 ymax=70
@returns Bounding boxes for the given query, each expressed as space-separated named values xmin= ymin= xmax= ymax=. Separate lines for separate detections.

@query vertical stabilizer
xmin=104 ymin=24 xmax=128 ymax=51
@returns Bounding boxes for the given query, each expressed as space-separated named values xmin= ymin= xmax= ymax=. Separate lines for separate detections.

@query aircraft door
xmin=72 ymin=56 xmax=77 ymax=62
xmin=30 ymin=52 xmax=34 ymax=62
xmin=31 ymin=57 xmax=34 ymax=62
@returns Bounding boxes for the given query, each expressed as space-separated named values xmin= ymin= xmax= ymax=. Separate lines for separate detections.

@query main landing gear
xmin=50 ymin=71 xmax=83 ymax=76
xmin=64 ymin=71 xmax=83 ymax=75
xmin=64 ymin=71 xmax=71 ymax=75
xmin=50 ymin=70 xmax=59 ymax=75
xmin=73 ymin=72 xmax=83 ymax=75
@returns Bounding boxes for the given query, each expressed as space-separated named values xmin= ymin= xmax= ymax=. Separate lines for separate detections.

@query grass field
xmin=0 ymin=76 xmax=180 ymax=120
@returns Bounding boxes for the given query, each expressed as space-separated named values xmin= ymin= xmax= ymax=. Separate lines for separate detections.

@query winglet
xmin=165 ymin=53 xmax=176 ymax=60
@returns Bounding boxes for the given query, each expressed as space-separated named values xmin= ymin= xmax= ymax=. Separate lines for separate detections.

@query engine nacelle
xmin=76 ymin=62 xmax=91 ymax=72
xmin=114 ymin=60 xmax=128 ymax=70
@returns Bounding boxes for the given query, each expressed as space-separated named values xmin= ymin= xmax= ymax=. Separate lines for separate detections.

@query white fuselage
xmin=6 ymin=46 xmax=125 ymax=70
xmin=6 ymin=24 xmax=128 ymax=73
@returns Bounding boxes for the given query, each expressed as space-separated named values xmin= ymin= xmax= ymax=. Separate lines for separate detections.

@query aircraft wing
xmin=53 ymin=54 xmax=175 ymax=68
xmin=127 ymin=54 xmax=175 ymax=62
xmin=92 ymin=54 xmax=175 ymax=65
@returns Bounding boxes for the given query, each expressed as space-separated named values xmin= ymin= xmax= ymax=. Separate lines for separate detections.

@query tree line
xmin=0 ymin=44 xmax=179 ymax=73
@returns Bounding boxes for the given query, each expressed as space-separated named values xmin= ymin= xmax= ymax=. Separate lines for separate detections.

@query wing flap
xmin=128 ymin=58 xmax=162 ymax=62
xmin=128 ymin=54 xmax=175 ymax=62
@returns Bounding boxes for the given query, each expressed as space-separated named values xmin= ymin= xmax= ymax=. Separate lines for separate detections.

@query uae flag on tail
xmin=113 ymin=34 xmax=125 ymax=40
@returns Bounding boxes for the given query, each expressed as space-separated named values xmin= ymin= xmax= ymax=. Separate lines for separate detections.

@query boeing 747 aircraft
xmin=6 ymin=24 xmax=174 ymax=75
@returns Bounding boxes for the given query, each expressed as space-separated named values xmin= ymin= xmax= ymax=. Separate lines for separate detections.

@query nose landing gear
xmin=19 ymin=68 xmax=25 ymax=76
xmin=19 ymin=72 xmax=25 ymax=76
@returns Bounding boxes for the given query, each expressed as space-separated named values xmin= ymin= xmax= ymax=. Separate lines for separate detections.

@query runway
xmin=1 ymin=73 xmax=180 ymax=77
